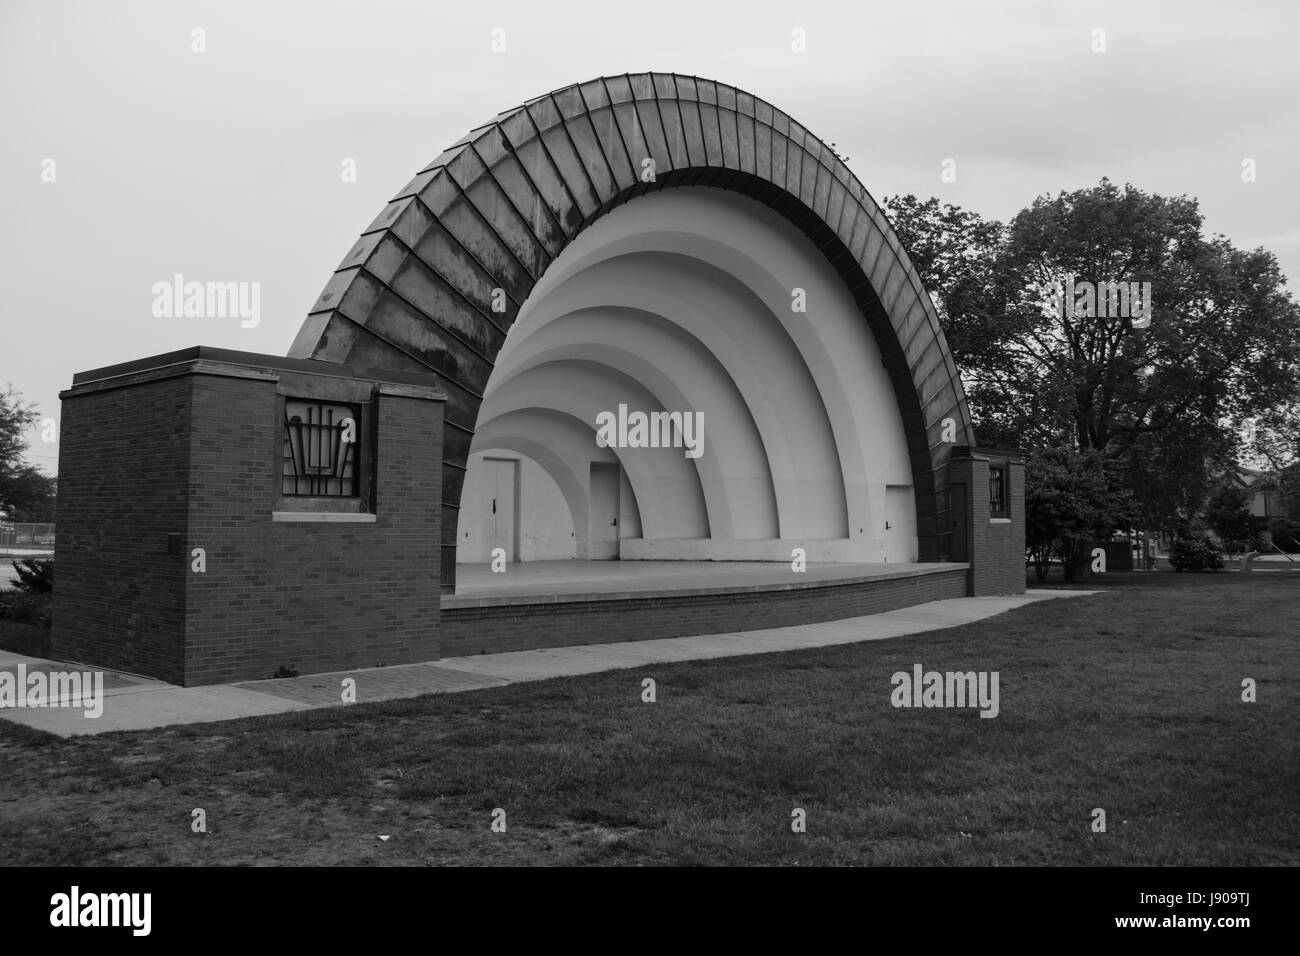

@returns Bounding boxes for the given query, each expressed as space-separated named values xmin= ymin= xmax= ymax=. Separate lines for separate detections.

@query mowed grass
xmin=1 ymin=573 xmax=1297 ymax=866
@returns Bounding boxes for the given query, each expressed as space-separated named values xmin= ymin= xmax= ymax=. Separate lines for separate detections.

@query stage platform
xmin=441 ymin=560 xmax=971 ymax=658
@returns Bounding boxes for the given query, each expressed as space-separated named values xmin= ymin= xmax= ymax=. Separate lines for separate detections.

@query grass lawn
xmin=1 ymin=572 xmax=1296 ymax=866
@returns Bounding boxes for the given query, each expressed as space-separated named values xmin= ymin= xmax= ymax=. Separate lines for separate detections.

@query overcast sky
xmin=3 ymin=0 xmax=1297 ymax=475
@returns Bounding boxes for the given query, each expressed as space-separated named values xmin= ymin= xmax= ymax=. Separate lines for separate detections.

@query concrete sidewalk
xmin=0 ymin=589 xmax=1099 ymax=737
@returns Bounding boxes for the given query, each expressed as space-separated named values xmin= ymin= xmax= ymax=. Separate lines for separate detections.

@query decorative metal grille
xmin=989 ymin=466 xmax=1007 ymax=517
xmin=282 ymin=399 xmax=359 ymax=497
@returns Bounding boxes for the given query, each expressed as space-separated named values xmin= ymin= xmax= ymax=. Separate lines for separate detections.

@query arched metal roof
xmin=288 ymin=73 xmax=975 ymax=584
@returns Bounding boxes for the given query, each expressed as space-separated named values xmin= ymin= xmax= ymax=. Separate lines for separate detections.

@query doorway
xmin=884 ymin=485 xmax=915 ymax=563
xmin=589 ymin=462 xmax=620 ymax=559
xmin=949 ymin=482 xmax=968 ymax=562
xmin=484 ymin=457 xmax=518 ymax=561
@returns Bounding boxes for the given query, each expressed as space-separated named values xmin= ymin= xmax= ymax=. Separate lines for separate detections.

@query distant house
xmin=1229 ymin=468 xmax=1289 ymax=520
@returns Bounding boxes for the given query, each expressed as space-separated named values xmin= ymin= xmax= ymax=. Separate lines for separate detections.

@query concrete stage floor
xmin=446 ymin=559 xmax=969 ymax=607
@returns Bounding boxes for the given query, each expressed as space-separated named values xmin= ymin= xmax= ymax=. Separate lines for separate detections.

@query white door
xmin=486 ymin=457 xmax=517 ymax=561
xmin=589 ymin=462 xmax=620 ymax=559
xmin=884 ymin=485 xmax=915 ymax=563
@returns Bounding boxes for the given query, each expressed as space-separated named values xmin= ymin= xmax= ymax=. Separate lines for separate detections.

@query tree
xmin=0 ymin=467 xmax=56 ymax=522
xmin=885 ymin=180 xmax=1300 ymax=530
xmin=880 ymin=194 xmax=1003 ymax=370
xmin=0 ymin=385 xmax=54 ymax=521
xmin=1248 ymin=399 xmax=1300 ymax=471
xmin=0 ymin=386 xmax=37 ymax=467
xmin=1024 ymin=447 xmax=1137 ymax=581
xmin=1279 ymin=461 xmax=1300 ymax=518
xmin=1203 ymin=483 xmax=1255 ymax=549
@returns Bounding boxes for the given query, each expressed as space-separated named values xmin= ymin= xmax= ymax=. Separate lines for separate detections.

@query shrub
xmin=1169 ymin=535 xmax=1224 ymax=572
xmin=9 ymin=558 xmax=54 ymax=593
xmin=0 ymin=589 xmax=52 ymax=628
xmin=0 ymin=618 xmax=50 ymax=657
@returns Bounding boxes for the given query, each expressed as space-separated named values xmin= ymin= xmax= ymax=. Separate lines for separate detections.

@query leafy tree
xmin=1203 ymin=483 xmax=1255 ymax=548
xmin=1024 ymin=447 xmax=1137 ymax=581
xmin=0 ymin=467 xmax=56 ymax=522
xmin=0 ymin=386 xmax=37 ymax=468
xmin=0 ymin=386 xmax=54 ymax=521
xmin=1279 ymin=461 xmax=1300 ymax=519
xmin=885 ymin=180 xmax=1300 ymax=531
xmin=880 ymin=194 xmax=1003 ymax=371
xmin=1248 ymin=400 xmax=1300 ymax=471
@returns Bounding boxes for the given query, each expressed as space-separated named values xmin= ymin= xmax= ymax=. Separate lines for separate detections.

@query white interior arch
xmin=458 ymin=187 xmax=916 ymax=564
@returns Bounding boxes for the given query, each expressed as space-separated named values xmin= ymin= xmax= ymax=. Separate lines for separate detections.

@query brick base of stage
xmin=441 ymin=566 xmax=969 ymax=657
xmin=50 ymin=346 xmax=1025 ymax=687
xmin=53 ymin=348 xmax=446 ymax=687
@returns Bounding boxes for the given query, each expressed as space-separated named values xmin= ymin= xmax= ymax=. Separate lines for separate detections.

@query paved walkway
xmin=0 ymin=590 xmax=1099 ymax=737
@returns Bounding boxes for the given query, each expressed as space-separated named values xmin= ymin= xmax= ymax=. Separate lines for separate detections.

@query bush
xmin=0 ymin=619 xmax=50 ymax=657
xmin=1169 ymin=535 xmax=1224 ymax=572
xmin=1 ymin=558 xmax=53 ymax=630
xmin=0 ymin=589 xmax=52 ymax=628
xmin=9 ymin=558 xmax=53 ymax=593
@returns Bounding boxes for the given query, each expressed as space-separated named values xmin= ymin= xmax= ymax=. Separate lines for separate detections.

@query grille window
xmin=282 ymin=399 xmax=360 ymax=497
xmin=989 ymin=466 xmax=1007 ymax=517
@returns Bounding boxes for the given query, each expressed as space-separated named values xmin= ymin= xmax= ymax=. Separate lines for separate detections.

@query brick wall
xmin=53 ymin=373 xmax=193 ymax=682
xmin=52 ymin=347 xmax=1023 ymax=685
xmin=441 ymin=568 xmax=968 ymax=657
xmin=53 ymin=350 xmax=445 ymax=686
xmin=950 ymin=448 xmax=1026 ymax=596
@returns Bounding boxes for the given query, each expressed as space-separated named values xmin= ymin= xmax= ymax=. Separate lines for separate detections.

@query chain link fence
xmin=0 ymin=523 xmax=55 ymax=551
